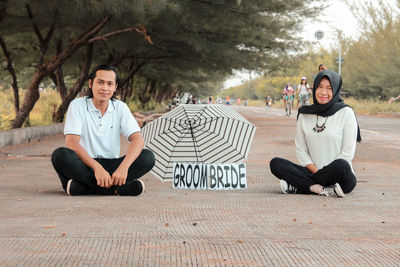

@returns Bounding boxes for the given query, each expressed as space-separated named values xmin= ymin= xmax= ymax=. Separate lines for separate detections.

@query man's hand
xmin=111 ymin=167 xmax=129 ymax=186
xmin=94 ymin=165 xmax=113 ymax=188
xmin=66 ymin=135 xmax=114 ymax=188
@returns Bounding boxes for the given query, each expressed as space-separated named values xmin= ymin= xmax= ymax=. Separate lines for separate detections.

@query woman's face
xmin=315 ymin=77 xmax=333 ymax=104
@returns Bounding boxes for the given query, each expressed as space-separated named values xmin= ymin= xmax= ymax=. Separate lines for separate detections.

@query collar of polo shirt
xmin=86 ymin=97 xmax=115 ymax=114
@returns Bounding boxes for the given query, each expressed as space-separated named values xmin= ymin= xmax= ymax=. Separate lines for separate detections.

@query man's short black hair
xmin=87 ymin=64 xmax=119 ymax=98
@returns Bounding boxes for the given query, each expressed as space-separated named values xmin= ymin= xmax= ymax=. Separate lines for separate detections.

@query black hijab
xmin=298 ymin=70 xmax=362 ymax=142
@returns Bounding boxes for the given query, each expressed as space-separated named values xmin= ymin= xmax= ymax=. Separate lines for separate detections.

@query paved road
xmin=0 ymin=106 xmax=399 ymax=266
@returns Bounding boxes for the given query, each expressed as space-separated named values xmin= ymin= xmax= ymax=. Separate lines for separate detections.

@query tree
xmin=1 ymin=0 xmax=165 ymax=128
xmin=1 ymin=0 xmax=324 ymax=128
xmin=342 ymin=0 xmax=400 ymax=99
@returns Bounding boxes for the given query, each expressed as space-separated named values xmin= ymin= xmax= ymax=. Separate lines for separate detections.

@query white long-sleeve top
xmin=295 ymin=107 xmax=358 ymax=172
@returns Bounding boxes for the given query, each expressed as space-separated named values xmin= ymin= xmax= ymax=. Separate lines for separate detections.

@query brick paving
xmin=0 ymin=106 xmax=399 ymax=266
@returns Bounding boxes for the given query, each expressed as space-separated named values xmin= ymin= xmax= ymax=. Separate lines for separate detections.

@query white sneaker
xmin=280 ymin=180 xmax=298 ymax=194
xmin=139 ymin=179 xmax=145 ymax=193
xmin=320 ymin=183 xmax=345 ymax=198
xmin=66 ymin=179 xmax=73 ymax=196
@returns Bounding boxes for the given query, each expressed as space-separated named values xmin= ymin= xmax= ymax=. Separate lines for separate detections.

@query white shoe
xmin=139 ymin=179 xmax=145 ymax=193
xmin=280 ymin=180 xmax=298 ymax=194
xmin=66 ymin=179 xmax=73 ymax=196
xmin=320 ymin=183 xmax=345 ymax=198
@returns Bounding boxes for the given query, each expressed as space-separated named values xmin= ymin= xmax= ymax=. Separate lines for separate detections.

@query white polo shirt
xmin=64 ymin=97 xmax=140 ymax=159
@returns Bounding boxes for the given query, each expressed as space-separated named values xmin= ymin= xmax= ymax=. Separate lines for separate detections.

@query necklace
xmin=313 ymin=115 xmax=328 ymax=133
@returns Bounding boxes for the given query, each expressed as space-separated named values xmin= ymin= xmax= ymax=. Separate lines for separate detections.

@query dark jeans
xmin=51 ymin=147 xmax=155 ymax=195
xmin=269 ymin=157 xmax=357 ymax=194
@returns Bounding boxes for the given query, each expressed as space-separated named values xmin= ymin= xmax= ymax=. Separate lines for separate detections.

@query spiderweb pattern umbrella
xmin=141 ymin=104 xmax=256 ymax=181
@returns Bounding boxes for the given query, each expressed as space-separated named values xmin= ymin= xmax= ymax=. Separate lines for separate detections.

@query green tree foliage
xmin=342 ymin=0 xmax=400 ymax=99
xmin=224 ymin=0 xmax=400 ymax=102
xmin=1 ymin=0 xmax=324 ymax=128
xmin=1 ymin=0 xmax=168 ymax=127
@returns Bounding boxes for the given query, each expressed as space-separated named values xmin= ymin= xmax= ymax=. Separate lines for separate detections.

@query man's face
xmin=88 ymin=70 xmax=117 ymax=103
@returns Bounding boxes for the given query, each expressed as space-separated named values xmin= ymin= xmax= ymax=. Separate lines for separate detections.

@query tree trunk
xmin=126 ymin=79 xmax=134 ymax=99
xmin=120 ymin=84 xmax=127 ymax=102
xmin=52 ymin=40 xmax=67 ymax=100
xmin=119 ymin=59 xmax=145 ymax=102
xmin=119 ymin=77 xmax=135 ymax=102
xmin=168 ymin=88 xmax=178 ymax=101
xmin=0 ymin=35 xmax=19 ymax=115
xmin=156 ymin=83 xmax=172 ymax=103
xmin=11 ymin=72 xmax=44 ymax=128
xmin=146 ymin=80 xmax=157 ymax=95
xmin=0 ymin=0 xmax=7 ymax=23
xmin=53 ymin=44 xmax=93 ymax=123
xmin=49 ymin=66 xmax=67 ymax=100
xmin=119 ymin=59 xmax=145 ymax=88
xmin=138 ymin=79 xmax=152 ymax=104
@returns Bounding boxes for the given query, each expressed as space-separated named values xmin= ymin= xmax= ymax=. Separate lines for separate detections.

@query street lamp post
xmin=315 ymin=30 xmax=342 ymax=75
xmin=338 ymin=45 xmax=342 ymax=75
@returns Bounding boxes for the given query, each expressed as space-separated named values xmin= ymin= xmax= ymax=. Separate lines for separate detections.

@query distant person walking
xmin=226 ymin=95 xmax=231 ymax=105
xmin=51 ymin=64 xmax=155 ymax=196
xmin=297 ymin=77 xmax=311 ymax=108
xmin=265 ymin=95 xmax=272 ymax=108
xmin=314 ymin=64 xmax=328 ymax=82
xmin=269 ymin=70 xmax=362 ymax=198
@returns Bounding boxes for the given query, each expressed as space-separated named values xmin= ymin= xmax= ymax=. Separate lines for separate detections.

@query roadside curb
xmin=0 ymin=123 xmax=64 ymax=148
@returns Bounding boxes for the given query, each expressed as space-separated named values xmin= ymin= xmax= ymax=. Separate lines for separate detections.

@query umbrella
xmin=141 ymin=104 xmax=256 ymax=181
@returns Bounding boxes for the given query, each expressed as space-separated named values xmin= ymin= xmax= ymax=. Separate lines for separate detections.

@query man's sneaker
xmin=320 ymin=183 xmax=345 ymax=198
xmin=280 ymin=180 xmax=298 ymax=194
xmin=66 ymin=179 xmax=94 ymax=196
xmin=117 ymin=179 xmax=145 ymax=196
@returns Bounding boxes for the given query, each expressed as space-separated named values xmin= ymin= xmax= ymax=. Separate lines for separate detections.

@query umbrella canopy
xmin=141 ymin=104 xmax=256 ymax=181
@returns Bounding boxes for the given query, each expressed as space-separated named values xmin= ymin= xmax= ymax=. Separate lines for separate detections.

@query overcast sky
xmin=306 ymin=0 xmax=358 ymax=46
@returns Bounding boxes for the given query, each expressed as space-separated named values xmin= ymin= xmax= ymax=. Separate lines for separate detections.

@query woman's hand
xmin=306 ymin=163 xmax=318 ymax=174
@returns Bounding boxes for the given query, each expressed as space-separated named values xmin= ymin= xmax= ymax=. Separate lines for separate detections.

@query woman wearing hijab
xmin=269 ymin=70 xmax=362 ymax=197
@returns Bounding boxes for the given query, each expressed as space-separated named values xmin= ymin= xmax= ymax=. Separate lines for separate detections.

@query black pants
xmin=51 ymin=147 xmax=155 ymax=195
xmin=269 ymin=157 xmax=357 ymax=194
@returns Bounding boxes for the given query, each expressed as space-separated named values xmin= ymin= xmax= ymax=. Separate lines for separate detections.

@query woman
xmin=297 ymin=77 xmax=311 ymax=108
xmin=318 ymin=64 xmax=328 ymax=71
xmin=270 ymin=70 xmax=362 ymax=197
xmin=283 ymin=83 xmax=295 ymax=115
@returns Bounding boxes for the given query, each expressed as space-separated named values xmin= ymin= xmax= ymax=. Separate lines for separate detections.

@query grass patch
xmin=345 ymin=97 xmax=400 ymax=115
xmin=126 ymin=98 xmax=168 ymax=114
xmin=0 ymin=89 xmax=62 ymax=130
xmin=0 ymin=90 xmax=14 ymax=130
xmin=29 ymin=89 xmax=62 ymax=127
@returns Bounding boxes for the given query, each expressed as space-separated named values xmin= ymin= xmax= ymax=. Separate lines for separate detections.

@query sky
xmin=223 ymin=0 xmax=397 ymax=88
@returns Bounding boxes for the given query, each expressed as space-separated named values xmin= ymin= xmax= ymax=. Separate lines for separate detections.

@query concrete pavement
xmin=0 ymin=106 xmax=399 ymax=266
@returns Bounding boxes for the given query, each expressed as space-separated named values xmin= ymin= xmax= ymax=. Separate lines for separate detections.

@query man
xmin=51 ymin=64 xmax=155 ymax=196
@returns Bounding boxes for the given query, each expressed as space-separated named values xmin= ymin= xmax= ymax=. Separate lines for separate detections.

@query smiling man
xmin=51 ymin=64 xmax=155 ymax=196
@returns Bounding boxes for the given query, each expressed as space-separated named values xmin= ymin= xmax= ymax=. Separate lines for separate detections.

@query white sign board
xmin=172 ymin=162 xmax=247 ymax=190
